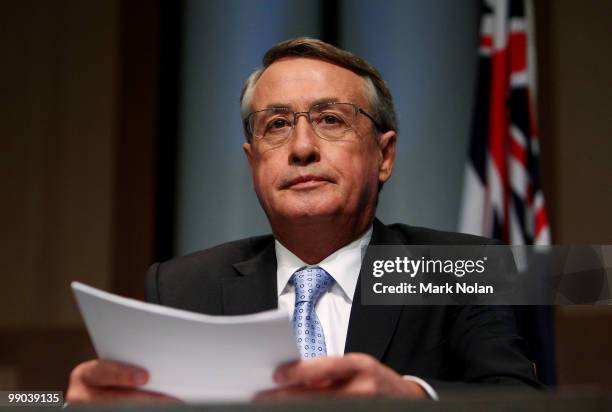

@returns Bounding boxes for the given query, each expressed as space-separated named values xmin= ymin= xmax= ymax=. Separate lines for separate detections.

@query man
xmin=67 ymin=37 xmax=541 ymax=403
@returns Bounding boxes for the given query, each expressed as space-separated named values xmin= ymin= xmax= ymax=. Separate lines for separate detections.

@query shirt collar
xmin=275 ymin=225 xmax=373 ymax=302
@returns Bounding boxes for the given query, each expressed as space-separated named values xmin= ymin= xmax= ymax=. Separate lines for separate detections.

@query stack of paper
xmin=71 ymin=282 xmax=298 ymax=402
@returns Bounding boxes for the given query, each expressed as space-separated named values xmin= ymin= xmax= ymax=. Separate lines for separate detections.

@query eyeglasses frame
xmin=245 ymin=102 xmax=383 ymax=143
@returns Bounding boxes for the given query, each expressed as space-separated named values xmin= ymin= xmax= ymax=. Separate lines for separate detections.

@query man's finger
xmin=274 ymin=354 xmax=371 ymax=385
xmin=256 ymin=377 xmax=379 ymax=401
xmin=78 ymin=360 xmax=149 ymax=388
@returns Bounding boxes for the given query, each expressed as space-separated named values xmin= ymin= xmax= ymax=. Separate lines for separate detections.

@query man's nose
xmin=288 ymin=114 xmax=320 ymax=166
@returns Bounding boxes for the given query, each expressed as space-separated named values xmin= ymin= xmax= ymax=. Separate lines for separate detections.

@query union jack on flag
xmin=459 ymin=0 xmax=551 ymax=245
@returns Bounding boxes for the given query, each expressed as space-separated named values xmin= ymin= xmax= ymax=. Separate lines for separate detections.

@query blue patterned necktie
xmin=290 ymin=266 xmax=334 ymax=359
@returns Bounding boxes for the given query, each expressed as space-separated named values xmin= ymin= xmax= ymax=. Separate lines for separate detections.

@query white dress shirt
xmin=274 ymin=226 xmax=438 ymax=400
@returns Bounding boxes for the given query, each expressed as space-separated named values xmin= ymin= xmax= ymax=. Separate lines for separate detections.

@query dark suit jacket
xmin=145 ymin=219 xmax=543 ymax=392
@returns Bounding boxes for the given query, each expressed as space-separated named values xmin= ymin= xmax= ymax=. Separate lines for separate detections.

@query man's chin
xmin=271 ymin=206 xmax=341 ymax=226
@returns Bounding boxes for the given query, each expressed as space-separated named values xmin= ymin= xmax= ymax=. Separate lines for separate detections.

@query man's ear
xmin=377 ymin=130 xmax=396 ymax=184
xmin=243 ymin=142 xmax=254 ymax=170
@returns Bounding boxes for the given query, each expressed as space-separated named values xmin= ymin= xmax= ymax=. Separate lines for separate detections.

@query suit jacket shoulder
xmin=145 ymin=234 xmax=275 ymax=314
xmin=384 ymin=222 xmax=500 ymax=245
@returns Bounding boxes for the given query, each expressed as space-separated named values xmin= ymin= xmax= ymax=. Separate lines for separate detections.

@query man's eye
xmin=317 ymin=113 xmax=345 ymax=127
xmin=267 ymin=118 xmax=291 ymax=130
xmin=323 ymin=115 xmax=339 ymax=124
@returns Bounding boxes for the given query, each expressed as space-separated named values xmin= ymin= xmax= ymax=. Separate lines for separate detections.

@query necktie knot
xmin=290 ymin=266 xmax=333 ymax=304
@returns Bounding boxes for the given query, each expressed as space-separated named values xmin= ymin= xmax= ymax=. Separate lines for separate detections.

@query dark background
xmin=1 ymin=0 xmax=610 ymax=391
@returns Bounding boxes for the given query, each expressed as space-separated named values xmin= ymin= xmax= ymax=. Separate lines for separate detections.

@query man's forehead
xmin=250 ymin=57 xmax=368 ymax=110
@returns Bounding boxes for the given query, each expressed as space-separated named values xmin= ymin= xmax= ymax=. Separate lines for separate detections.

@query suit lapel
xmin=344 ymin=219 xmax=405 ymax=359
xmin=222 ymin=241 xmax=278 ymax=315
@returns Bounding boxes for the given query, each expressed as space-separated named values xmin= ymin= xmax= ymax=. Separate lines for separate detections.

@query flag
xmin=459 ymin=0 xmax=550 ymax=246
xmin=458 ymin=0 xmax=556 ymax=385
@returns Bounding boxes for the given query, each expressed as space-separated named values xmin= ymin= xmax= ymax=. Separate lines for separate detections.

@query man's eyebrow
xmin=264 ymin=102 xmax=291 ymax=110
xmin=311 ymin=97 xmax=339 ymax=106
xmin=262 ymin=97 xmax=340 ymax=110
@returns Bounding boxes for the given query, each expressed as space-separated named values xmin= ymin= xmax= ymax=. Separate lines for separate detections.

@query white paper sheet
xmin=71 ymin=282 xmax=299 ymax=402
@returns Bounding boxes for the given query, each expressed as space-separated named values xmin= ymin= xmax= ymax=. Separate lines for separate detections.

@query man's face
xmin=243 ymin=57 xmax=396 ymax=230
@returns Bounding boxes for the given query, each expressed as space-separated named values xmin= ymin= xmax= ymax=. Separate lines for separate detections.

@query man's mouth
xmin=281 ymin=174 xmax=333 ymax=190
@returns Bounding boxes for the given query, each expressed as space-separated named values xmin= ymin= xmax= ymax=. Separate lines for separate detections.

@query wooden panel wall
xmin=0 ymin=0 xmax=118 ymax=329
xmin=536 ymin=0 xmax=612 ymax=388
xmin=0 ymin=0 xmax=159 ymax=390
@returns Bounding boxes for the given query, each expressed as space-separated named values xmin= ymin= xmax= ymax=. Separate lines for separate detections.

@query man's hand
xmin=66 ymin=360 xmax=179 ymax=403
xmin=256 ymin=353 xmax=427 ymax=400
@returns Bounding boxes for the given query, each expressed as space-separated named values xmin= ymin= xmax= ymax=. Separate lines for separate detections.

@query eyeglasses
xmin=245 ymin=102 xmax=381 ymax=145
